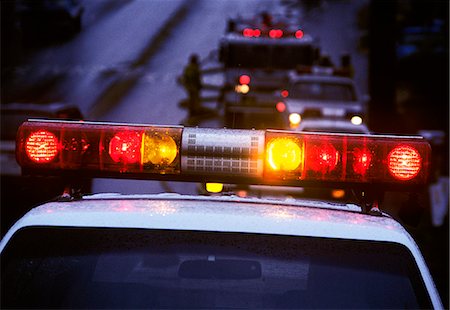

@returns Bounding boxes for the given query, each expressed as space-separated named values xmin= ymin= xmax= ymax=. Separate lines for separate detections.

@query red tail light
xmin=243 ymin=28 xmax=260 ymax=37
xmin=243 ymin=28 xmax=253 ymax=37
xmin=269 ymin=29 xmax=283 ymax=38
xmin=295 ymin=29 xmax=304 ymax=39
xmin=276 ymin=102 xmax=286 ymax=113
xmin=239 ymin=75 xmax=251 ymax=85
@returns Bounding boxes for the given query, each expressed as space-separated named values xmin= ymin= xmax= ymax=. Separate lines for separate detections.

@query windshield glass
xmin=223 ymin=42 xmax=315 ymax=69
xmin=1 ymin=227 xmax=432 ymax=309
xmin=289 ymin=81 xmax=356 ymax=101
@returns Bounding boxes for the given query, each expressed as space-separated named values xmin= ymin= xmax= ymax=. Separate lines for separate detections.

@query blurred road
xmin=88 ymin=0 xmax=369 ymax=195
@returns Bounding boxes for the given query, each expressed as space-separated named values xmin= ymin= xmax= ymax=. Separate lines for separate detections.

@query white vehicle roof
xmin=0 ymin=194 xmax=415 ymax=245
xmin=0 ymin=195 xmax=442 ymax=308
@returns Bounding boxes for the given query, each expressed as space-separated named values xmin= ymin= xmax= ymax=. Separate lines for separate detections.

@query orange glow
xmin=25 ymin=130 xmax=59 ymax=163
xmin=331 ymin=189 xmax=345 ymax=199
xmin=266 ymin=137 xmax=303 ymax=172
xmin=388 ymin=145 xmax=422 ymax=180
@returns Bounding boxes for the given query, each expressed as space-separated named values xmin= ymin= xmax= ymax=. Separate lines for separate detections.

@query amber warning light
xmin=16 ymin=120 xmax=431 ymax=188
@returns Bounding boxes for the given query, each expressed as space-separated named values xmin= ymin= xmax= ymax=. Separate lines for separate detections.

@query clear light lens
xmin=266 ymin=137 xmax=303 ymax=172
xmin=206 ymin=183 xmax=224 ymax=193
xmin=351 ymin=115 xmax=363 ymax=125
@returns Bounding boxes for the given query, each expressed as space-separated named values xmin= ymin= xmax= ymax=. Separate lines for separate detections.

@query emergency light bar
xmin=16 ymin=120 xmax=431 ymax=189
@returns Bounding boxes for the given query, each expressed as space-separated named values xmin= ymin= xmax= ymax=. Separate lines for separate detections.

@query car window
xmin=290 ymin=82 xmax=356 ymax=101
xmin=2 ymin=227 xmax=432 ymax=309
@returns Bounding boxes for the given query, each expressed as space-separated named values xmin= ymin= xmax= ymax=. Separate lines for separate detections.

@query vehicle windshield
xmin=222 ymin=42 xmax=315 ymax=69
xmin=289 ymin=81 xmax=356 ymax=101
xmin=2 ymin=227 xmax=432 ymax=309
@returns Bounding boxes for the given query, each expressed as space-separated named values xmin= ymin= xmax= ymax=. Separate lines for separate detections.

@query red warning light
xmin=239 ymin=74 xmax=251 ymax=85
xmin=25 ymin=130 xmax=59 ymax=163
xmin=253 ymin=29 xmax=261 ymax=37
xmin=109 ymin=131 xmax=142 ymax=164
xmin=295 ymin=29 xmax=304 ymax=39
xmin=388 ymin=145 xmax=422 ymax=180
xmin=281 ymin=90 xmax=289 ymax=98
xmin=276 ymin=102 xmax=286 ymax=113
xmin=269 ymin=29 xmax=283 ymax=38
xmin=307 ymin=143 xmax=339 ymax=174
xmin=353 ymin=148 xmax=372 ymax=176
xmin=243 ymin=28 xmax=253 ymax=37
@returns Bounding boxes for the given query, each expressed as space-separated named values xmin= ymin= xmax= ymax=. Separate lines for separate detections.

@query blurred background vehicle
xmin=295 ymin=118 xmax=370 ymax=134
xmin=223 ymin=89 xmax=287 ymax=130
xmin=281 ymin=70 xmax=368 ymax=129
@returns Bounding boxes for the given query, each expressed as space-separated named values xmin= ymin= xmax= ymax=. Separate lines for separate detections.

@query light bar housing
xmin=16 ymin=120 xmax=431 ymax=190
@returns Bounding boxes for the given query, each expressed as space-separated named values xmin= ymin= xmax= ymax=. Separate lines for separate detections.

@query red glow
xmin=26 ymin=130 xmax=59 ymax=163
xmin=353 ymin=148 xmax=372 ymax=175
xmin=295 ymin=29 xmax=304 ymax=39
xmin=281 ymin=90 xmax=289 ymax=98
xmin=109 ymin=131 xmax=142 ymax=164
xmin=388 ymin=145 xmax=422 ymax=180
xmin=253 ymin=29 xmax=261 ymax=37
xmin=243 ymin=28 xmax=253 ymax=37
xmin=269 ymin=29 xmax=283 ymax=38
xmin=239 ymin=74 xmax=251 ymax=85
xmin=307 ymin=143 xmax=339 ymax=173
xmin=276 ymin=102 xmax=286 ymax=113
